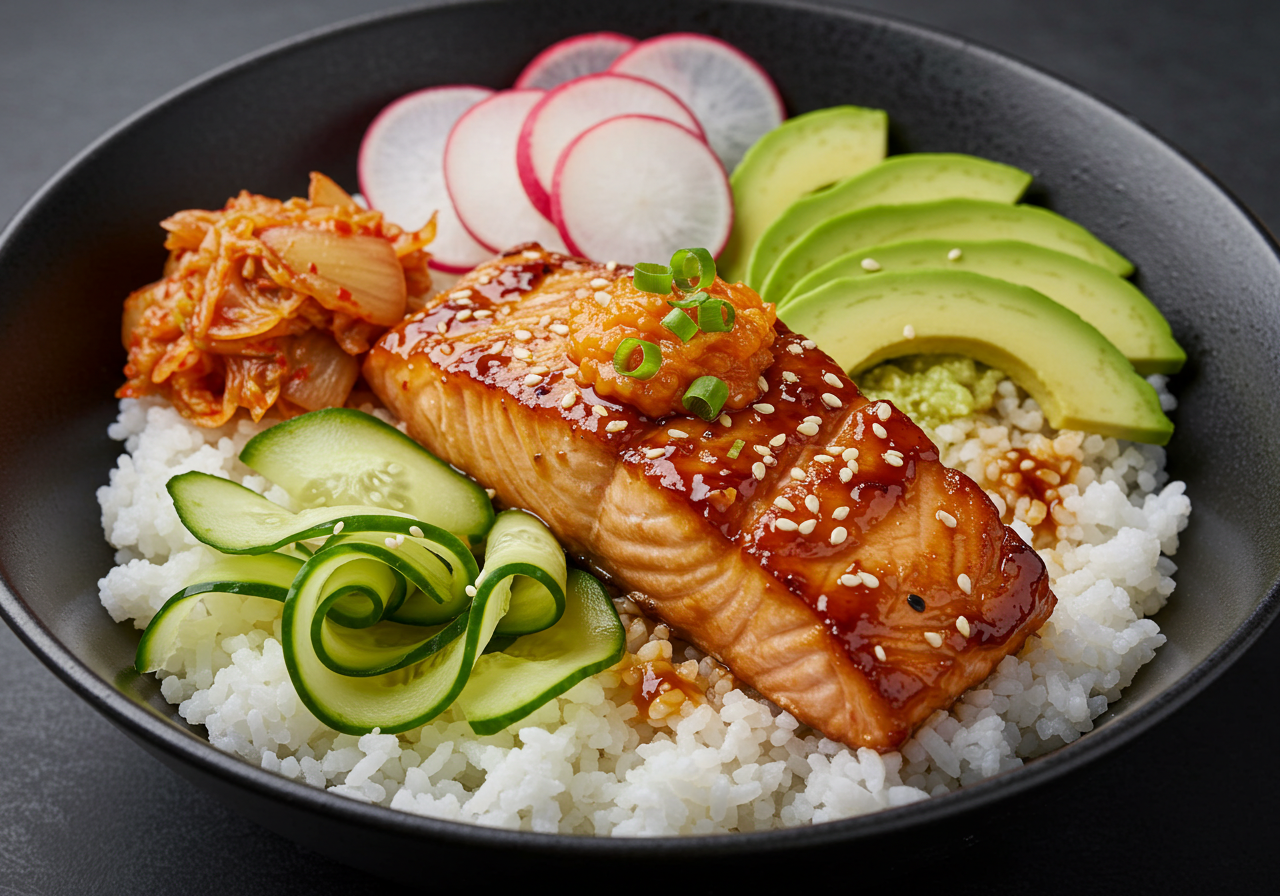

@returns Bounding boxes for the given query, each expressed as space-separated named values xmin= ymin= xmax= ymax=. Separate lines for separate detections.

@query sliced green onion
xmin=633 ymin=262 xmax=673 ymax=294
xmin=682 ymin=376 xmax=729 ymax=421
xmin=696 ymin=298 xmax=736 ymax=333
xmin=667 ymin=290 xmax=710 ymax=310
xmin=727 ymin=439 xmax=745 ymax=459
xmin=613 ymin=337 xmax=662 ymax=379
xmin=670 ymin=248 xmax=716 ymax=293
xmin=661 ymin=308 xmax=698 ymax=343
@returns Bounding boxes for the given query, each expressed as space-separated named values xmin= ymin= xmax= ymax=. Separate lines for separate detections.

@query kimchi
xmin=119 ymin=172 xmax=435 ymax=427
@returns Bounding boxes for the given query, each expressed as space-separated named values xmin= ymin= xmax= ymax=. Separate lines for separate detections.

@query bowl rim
xmin=2 ymin=0 xmax=1279 ymax=856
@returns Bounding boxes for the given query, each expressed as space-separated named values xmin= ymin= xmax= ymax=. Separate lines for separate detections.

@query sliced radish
xmin=358 ymin=85 xmax=495 ymax=273
xmin=444 ymin=89 xmax=567 ymax=254
xmin=514 ymin=32 xmax=638 ymax=91
xmin=517 ymin=73 xmax=705 ymax=220
xmin=552 ymin=115 xmax=733 ymax=263
xmin=610 ymin=33 xmax=785 ymax=172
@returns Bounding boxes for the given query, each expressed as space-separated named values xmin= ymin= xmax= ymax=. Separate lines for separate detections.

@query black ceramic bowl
xmin=2 ymin=0 xmax=1279 ymax=877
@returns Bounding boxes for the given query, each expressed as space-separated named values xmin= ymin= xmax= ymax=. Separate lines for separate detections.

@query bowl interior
xmin=2 ymin=0 xmax=1279 ymax=855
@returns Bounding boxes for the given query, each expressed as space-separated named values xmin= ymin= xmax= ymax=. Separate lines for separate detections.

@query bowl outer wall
xmin=1 ymin=0 xmax=1279 ymax=862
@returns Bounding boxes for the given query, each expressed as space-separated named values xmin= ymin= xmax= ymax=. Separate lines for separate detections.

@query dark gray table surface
xmin=3 ymin=0 xmax=1278 ymax=892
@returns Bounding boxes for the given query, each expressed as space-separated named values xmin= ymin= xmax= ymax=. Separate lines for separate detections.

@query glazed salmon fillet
xmin=364 ymin=246 xmax=1054 ymax=750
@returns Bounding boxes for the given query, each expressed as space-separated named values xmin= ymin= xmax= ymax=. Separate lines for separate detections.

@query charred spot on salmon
xmin=907 ymin=594 xmax=926 ymax=612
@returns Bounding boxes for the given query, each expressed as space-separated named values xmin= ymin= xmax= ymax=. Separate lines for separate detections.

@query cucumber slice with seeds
xmin=240 ymin=408 xmax=494 ymax=545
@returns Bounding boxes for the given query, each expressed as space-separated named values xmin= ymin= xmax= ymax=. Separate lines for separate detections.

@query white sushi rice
xmin=97 ymin=378 xmax=1190 ymax=836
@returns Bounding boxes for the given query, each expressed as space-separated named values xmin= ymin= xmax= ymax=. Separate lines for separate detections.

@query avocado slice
xmin=759 ymin=198 xmax=1134 ymax=304
xmin=718 ymin=106 xmax=889 ymax=284
xmin=781 ymin=238 xmax=1184 ymax=374
xmin=778 ymin=270 xmax=1173 ymax=444
xmin=744 ymin=154 xmax=1032 ymax=290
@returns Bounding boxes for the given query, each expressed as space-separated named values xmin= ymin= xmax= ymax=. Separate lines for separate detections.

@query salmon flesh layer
xmin=364 ymin=246 xmax=1055 ymax=751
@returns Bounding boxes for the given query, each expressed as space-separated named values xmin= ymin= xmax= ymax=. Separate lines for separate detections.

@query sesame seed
xmin=718 ymin=414 xmax=732 ymax=427
xmin=485 ymin=488 xmax=496 ymax=499
xmin=465 ymin=584 xmax=477 ymax=597
xmin=605 ymin=420 xmax=627 ymax=433
xmin=883 ymin=453 xmax=904 ymax=467
xmin=668 ymin=428 xmax=689 ymax=439
xmin=645 ymin=447 xmax=666 ymax=460
xmin=787 ymin=344 xmax=804 ymax=355
xmin=763 ymin=455 xmax=777 ymax=467
xmin=802 ymin=339 xmax=817 ymax=349
xmin=473 ymin=309 xmax=493 ymax=318
xmin=814 ymin=454 xmax=834 ymax=464
xmin=456 ymin=297 xmax=473 ymax=306
xmin=774 ymin=497 xmax=796 ymax=512
xmin=839 ymin=467 xmax=853 ymax=483
xmin=514 ymin=329 xmax=533 ymax=342
xmin=560 ymin=391 xmax=578 ymax=409
xmin=436 ymin=322 xmax=448 ymax=335
xmin=605 ymin=260 xmax=618 ymax=271
xmin=769 ymin=434 xmax=786 ymax=447
xmin=804 ymin=415 xmax=822 ymax=424
xmin=565 ymin=365 xmax=579 ymax=377
xmin=876 ymin=403 xmax=892 ymax=422
xmin=550 ymin=323 xmax=570 ymax=336
xmin=522 ymin=249 xmax=541 ymax=259
xmin=752 ymin=462 xmax=766 ymax=480
xmin=457 ymin=309 xmax=473 ymax=321
xmin=797 ymin=421 xmax=820 ymax=436
xmin=839 ymin=574 xmax=860 ymax=587
xmin=384 ymin=534 xmax=404 ymax=549
xmin=782 ymin=371 xmax=799 ymax=383
xmin=821 ymin=393 xmax=842 ymax=409
xmin=823 ymin=372 xmax=842 ymax=388
xmin=409 ymin=526 xmax=424 ymax=538
xmin=775 ymin=519 xmax=799 ymax=532
xmin=872 ymin=422 xmax=888 ymax=439
xmin=924 ymin=632 xmax=944 ymax=648
xmin=753 ymin=403 xmax=775 ymax=414
xmin=758 ymin=376 xmax=769 ymax=392
xmin=860 ymin=571 xmax=880 ymax=588
xmin=752 ymin=445 xmax=772 ymax=456
xmin=842 ymin=447 xmax=859 ymax=462
xmin=450 ymin=289 xmax=473 ymax=300
xmin=513 ymin=347 xmax=532 ymax=360
xmin=830 ymin=527 xmax=848 ymax=545
xmin=957 ymin=616 xmax=971 ymax=638
xmin=593 ymin=291 xmax=611 ymax=306
xmin=874 ymin=645 xmax=887 ymax=662
xmin=936 ymin=510 xmax=958 ymax=528
xmin=804 ymin=495 xmax=820 ymax=513
xmin=832 ymin=505 xmax=850 ymax=520
xmin=817 ymin=595 xmax=828 ymax=612
xmin=592 ymin=406 xmax=608 ymax=418
xmin=903 ymin=324 xmax=916 ymax=339
xmin=530 ymin=365 xmax=549 ymax=375
xmin=860 ymin=257 xmax=882 ymax=272
xmin=790 ymin=467 xmax=806 ymax=481
xmin=907 ymin=594 xmax=926 ymax=612
xmin=590 ymin=277 xmax=610 ymax=288
xmin=798 ymin=519 xmax=817 ymax=535
xmin=957 ymin=573 xmax=972 ymax=595
xmin=332 ymin=520 xmax=344 ymax=534
xmin=523 ymin=374 xmax=543 ymax=387
xmin=476 ymin=275 xmax=491 ymax=285
xmin=827 ymin=445 xmax=844 ymax=454
xmin=948 ymin=247 xmax=963 ymax=261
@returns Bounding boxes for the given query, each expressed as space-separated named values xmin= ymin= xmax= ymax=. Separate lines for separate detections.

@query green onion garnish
xmin=727 ymin=439 xmax=745 ymax=459
xmin=696 ymin=298 xmax=736 ymax=333
xmin=670 ymin=247 xmax=716 ymax=293
xmin=682 ymin=376 xmax=729 ymax=421
xmin=633 ymin=263 xmax=674 ymax=294
xmin=613 ymin=337 xmax=662 ymax=380
xmin=661 ymin=308 xmax=698 ymax=343
xmin=667 ymin=291 xmax=710 ymax=310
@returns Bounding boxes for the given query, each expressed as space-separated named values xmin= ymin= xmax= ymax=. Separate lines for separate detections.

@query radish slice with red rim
xmin=517 ymin=73 xmax=705 ymax=220
xmin=358 ymin=85 xmax=494 ymax=273
xmin=610 ymin=33 xmax=785 ymax=172
xmin=552 ymin=114 xmax=733 ymax=263
xmin=514 ymin=32 xmax=638 ymax=90
xmin=444 ymin=89 xmax=567 ymax=254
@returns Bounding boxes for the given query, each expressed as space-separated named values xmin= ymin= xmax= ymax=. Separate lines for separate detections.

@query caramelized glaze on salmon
xmin=364 ymin=246 xmax=1055 ymax=750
